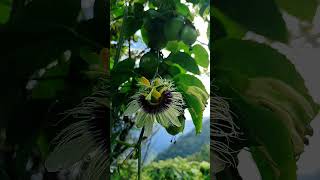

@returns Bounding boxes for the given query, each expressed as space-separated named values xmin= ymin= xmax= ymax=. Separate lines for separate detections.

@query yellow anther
xmin=159 ymin=87 xmax=168 ymax=94
xmin=139 ymin=77 xmax=150 ymax=87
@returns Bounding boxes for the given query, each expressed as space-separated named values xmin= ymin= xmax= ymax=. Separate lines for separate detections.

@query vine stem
xmin=196 ymin=40 xmax=209 ymax=46
xmin=152 ymin=50 xmax=161 ymax=79
xmin=114 ymin=5 xmax=129 ymax=65
xmin=129 ymin=36 xmax=131 ymax=59
xmin=137 ymin=127 xmax=145 ymax=180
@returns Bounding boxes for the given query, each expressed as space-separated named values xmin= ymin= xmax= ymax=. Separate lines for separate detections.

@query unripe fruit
xmin=164 ymin=17 xmax=185 ymax=41
xmin=139 ymin=52 xmax=159 ymax=78
xmin=142 ymin=18 xmax=168 ymax=50
xmin=180 ymin=25 xmax=198 ymax=45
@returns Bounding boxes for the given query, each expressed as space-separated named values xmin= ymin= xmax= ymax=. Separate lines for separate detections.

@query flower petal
xmin=144 ymin=118 xmax=154 ymax=137
xmin=135 ymin=111 xmax=147 ymax=128
xmin=156 ymin=113 xmax=169 ymax=128
xmin=166 ymin=107 xmax=181 ymax=127
xmin=123 ymin=100 xmax=140 ymax=116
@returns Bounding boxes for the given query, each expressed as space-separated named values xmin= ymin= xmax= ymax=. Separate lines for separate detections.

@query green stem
xmin=137 ymin=127 xmax=145 ymax=180
xmin=114 ymin=6 xmax=129 ymax=65
xmin=138 ymin=142 xmax=142 ymax=180
xmin=116 ymin=140 xmax=135 ymax=147
xmin=152 ymin=51 xmax=160 ymax=79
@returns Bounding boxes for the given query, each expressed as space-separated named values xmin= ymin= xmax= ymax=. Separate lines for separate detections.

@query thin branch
xmin=197 ymin=40 xmax=209 ymax=46
xmin=129 ymin=37 xmax=131 ymax=59
xmin=137 ymin=127 xmax=145 ymax=180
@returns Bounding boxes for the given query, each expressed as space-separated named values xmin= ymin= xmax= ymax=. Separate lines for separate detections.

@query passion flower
xmin=124 ymin=77 xmax=185 ymax=136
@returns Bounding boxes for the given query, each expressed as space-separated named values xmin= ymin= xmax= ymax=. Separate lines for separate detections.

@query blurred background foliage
xmin=0 ymin=0 xmax=108 ymax=179
xmin=212 ymin=0 xmax=320 ymax=180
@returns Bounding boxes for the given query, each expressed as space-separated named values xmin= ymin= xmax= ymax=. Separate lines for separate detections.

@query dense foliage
xmin=1 ymin=0 xmax=108 ymax=179
xmin=112 ymin=157 xmax=210 ymax=180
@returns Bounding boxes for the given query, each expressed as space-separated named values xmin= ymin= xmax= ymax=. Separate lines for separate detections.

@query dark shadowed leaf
xmin=111 ymin=58 xmax=136 ymax=86
xmin=212 ymin=7 xmax=246 ymax=40
xmin=214 ymin=39 xmax=319 ymax=112
xmin=275 ymin=0 xmax=317 ymax=21
xmin=0 ymin=0 xmax=11 ymax=24
xmin=213 ymin=0 xmax=288 ymax=42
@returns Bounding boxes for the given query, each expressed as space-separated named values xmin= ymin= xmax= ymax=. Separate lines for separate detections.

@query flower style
xmin=124 ymin=77 xmax=185 ymax=136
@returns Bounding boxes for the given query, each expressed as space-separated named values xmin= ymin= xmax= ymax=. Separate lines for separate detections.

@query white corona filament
xmin=211 ymin=94 xmax=243 ymax=168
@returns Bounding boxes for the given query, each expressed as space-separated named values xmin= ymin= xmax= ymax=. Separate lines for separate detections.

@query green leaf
xmin=275 ymin=0 xmax=317 ymax=21
xmin=213 ymin=0 xmax=288 ymax=42
xmin=244 ymin=77 xmax=317 ymax=155
xmin=214 ymin=39 xmax=319 ymax=113
xmin=251 ymin=146 xmax=281 ymax=180
xmin=185 ymin=86 xmax=205 ymax=134
xmin=173 ymin=74 xmax=207 ymax=92
xmin=191 ymin=44 xmax=209 ymax=68
xmin=214 ymin=40 xmax=320 ymax=179
xmin=176 ymin=3 xmax=191 ymax=17
xmin=212 ymin=7 xmax=246 ymax=40
xmin=123 ymin=16 xmax=143 ymax=38
xmin=111 ymin=6 xmax=125 ymax=18
xmin=199 ymin=1 xmax=209 ymax=17
xmin=166 ymin=52 xmax=200 ymax=74
xmin=111 ymin=58 xmax=135 ymax=86
xmin=166 ymin=41 xmax=190 ymax=54
xmin=0 ymin=0 xmax=11 ymax=24
xmin=168 ymin=64 xmax=186 ymax=76
xmin=175 ymin=79 xmax=208 ymax=134
xmin=214 ymin=79 xmax=297 ymax=180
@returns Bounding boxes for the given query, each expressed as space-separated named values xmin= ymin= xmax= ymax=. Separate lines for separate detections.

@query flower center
xmin=139 ymin=90 xmax=173 ymax=114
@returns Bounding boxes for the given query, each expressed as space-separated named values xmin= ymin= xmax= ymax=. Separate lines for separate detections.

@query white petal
xmin=123 ymin=100 xmax=140 ymax=116
xmin=144 ymin=118 xmax=154 ymax=137
xmin=156 ymin=113 xmax=169 ymax=128
xmin=135 ymin=111 xmax=147 ymax=128
xmin=165 ymin=107 xmax=181 ymax=127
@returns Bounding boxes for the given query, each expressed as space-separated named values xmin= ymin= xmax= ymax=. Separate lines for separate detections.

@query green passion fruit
xmin=164 ymin=17 xmax=185 ymax=41
xmin=180 ymin=25 xmax=198 ymax=45
xmin=139 ymin=52 xmax=160 ymax=78
xmin=142 ymin=19 xmax=168 ymax=50
xmin=165 ymin=116 xmax=185 ymax=135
